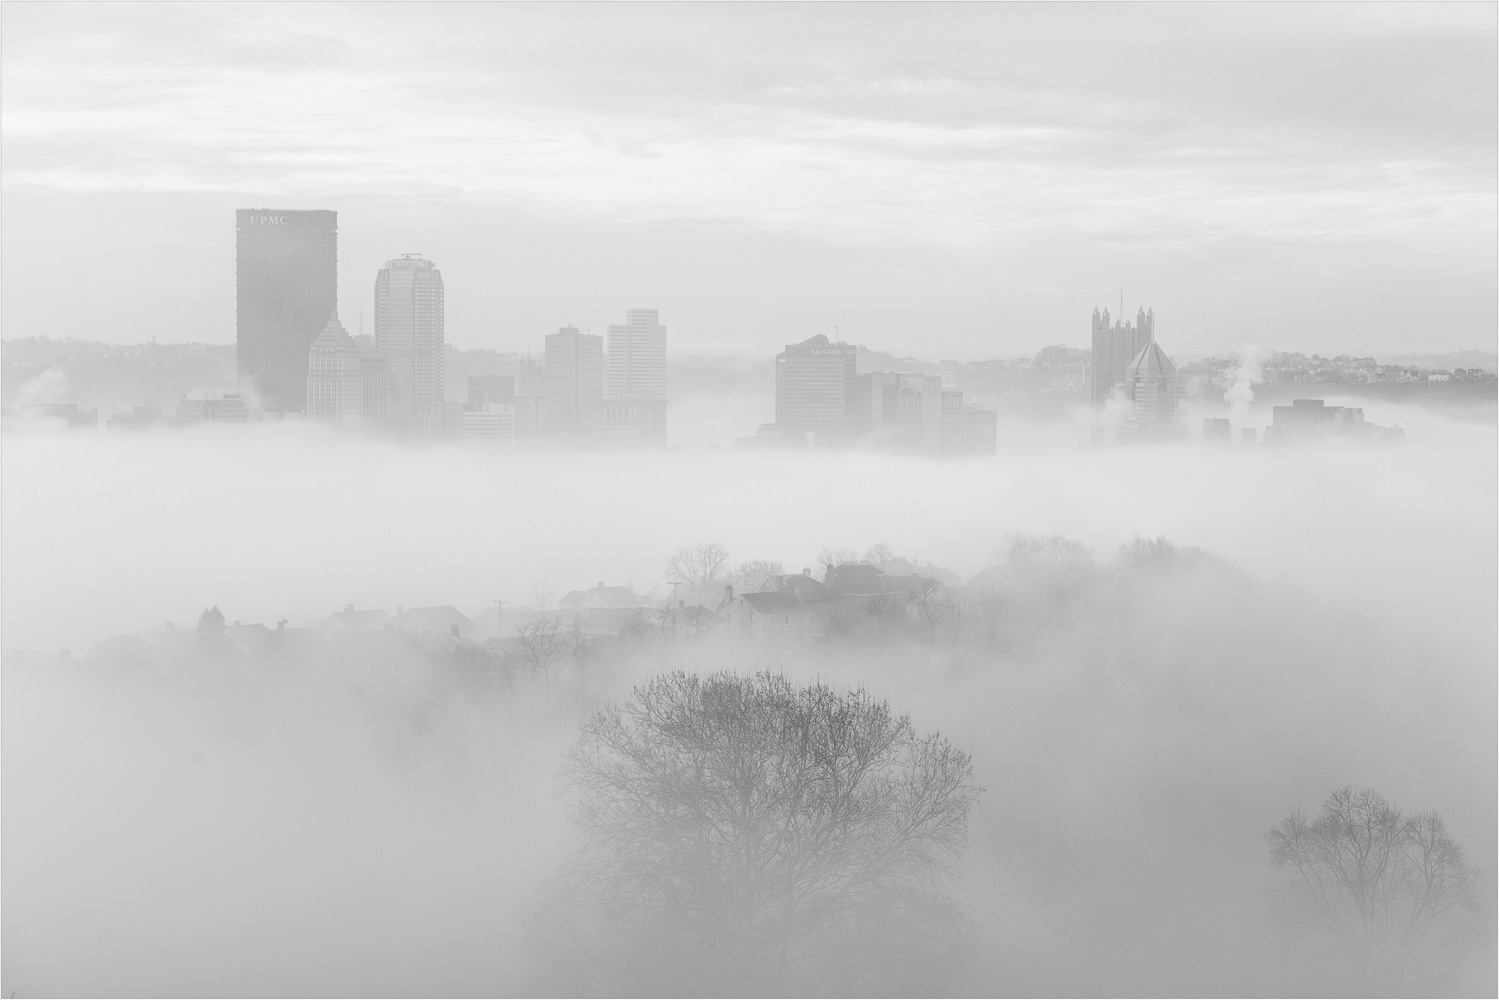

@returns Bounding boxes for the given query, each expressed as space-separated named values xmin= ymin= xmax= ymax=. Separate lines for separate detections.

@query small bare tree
xmin=732 ymin=557 xmax=784 ymax=592
xmin=509 ymin=615 xmax=570 ymax=686
xmin=863 ymin=542 xmax=897 ymax=570
xmin=528 ymin=578 xmax=558 ymax=612
xmin=532 ymin=671 xmax=979 ymax=996
xmin=664 ymin=542 xmax=732 ymax=590
xmin=816 ymin=546 xmax=861 ymax=572
xmin=1268 ymin=786 xmax=1482 ymax=995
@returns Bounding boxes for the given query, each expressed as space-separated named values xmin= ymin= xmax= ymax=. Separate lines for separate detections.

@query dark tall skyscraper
xmin=235 ymin=209 xmax=338 ymax=413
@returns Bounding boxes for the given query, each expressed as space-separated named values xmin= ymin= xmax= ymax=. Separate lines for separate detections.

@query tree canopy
xmin=1268 ymin=786 xmax=1483 ymax=995
xmin=531 ymin=671 xmax=980 ymax=996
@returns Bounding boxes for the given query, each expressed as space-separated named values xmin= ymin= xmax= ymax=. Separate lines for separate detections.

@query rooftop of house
xmin=559 ymin=583 xmax=641 ymax=610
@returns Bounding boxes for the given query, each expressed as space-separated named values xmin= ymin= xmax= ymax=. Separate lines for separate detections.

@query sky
xmin=3 ymin=2 xmax=1495 ymax=357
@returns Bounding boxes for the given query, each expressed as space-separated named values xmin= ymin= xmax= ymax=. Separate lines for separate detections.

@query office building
xmin=1114 ymin=336 xmax=1189 ymax=442
xmin=605 ymin=308 xmax=667 ymax=400
xmin=603 ymin=308 xmax=669 ymax=448
xmin=1089 ymin=305 xmax=1154 ymax=406
xmin=855 ymin=370 xmax=994 ymax=456
xmin=544 ymin=326 xmax=604 ymax=446
xmin=460 ymin=402 xmax=516 ymax=447
xmin=1263 ymin=398 xmax=1404 ymax=444
xmin=774 ymin=334 xmax=858 ymax=446
xmin=1203 ymin=417 xmax=1232 ymax=443
xmin=235 ymin=209 xmax=338 ymax=413
xmin=306 ymin=312 xmax=363 ymax=428
xmin=374 ymin=254 xmax=445 ymax=416
xmin=601 ymin=398 xmax=669 ymax=449
xmin=178 ymin=389 xmax=249 ymax=424
xmin=468 ymin=375 xmax=516 ymax=406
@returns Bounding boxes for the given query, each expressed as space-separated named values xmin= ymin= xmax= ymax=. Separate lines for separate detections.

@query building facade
xmin=235 ymin=209 xmax=338 ymax=413
xmin=774 ymin=334 xmax=858 ymax=446
xmin=544 ymin=326 xmax=604 ymax=446
xmin=600 ymin=398 xmax=669 ymax=449
xmin=306 ymin=312 xmax=364 ymax=428
xmin=460 ymin=403 xmax=516 ymax=447
xmin=1089 ymin=306 xmax=1154 ymax=407
xmin=605 ymin=308 xmax=667 ymax=400
xmin=603 ymin=308 xmax=669 ymax=448
xmin=374 ymin=254 xmax=445 ymax=417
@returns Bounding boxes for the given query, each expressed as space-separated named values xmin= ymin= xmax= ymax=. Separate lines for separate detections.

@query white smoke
xmin=13 ymin=367 xmax=70 ymax=409
xmin=1223 ymin=345 xmax=1269 ymax=429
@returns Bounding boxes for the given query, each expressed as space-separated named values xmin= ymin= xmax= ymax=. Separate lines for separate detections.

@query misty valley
xmin=4 ymin=429 xmax=1494 ymax=998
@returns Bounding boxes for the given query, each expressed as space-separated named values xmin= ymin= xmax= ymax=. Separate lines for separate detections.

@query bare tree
xmin=531 ymin=671 xmax=979 ymax=996
xmin=528 ymin=578 xmax=558 ymax=612
xmin=1268 ymin=786 xmax=1482 ymax=995
xmin=664 ymin=542 xmax=732 ymax=590
xmin=509 ymin=615 xmax=569 ymax=686
xmin=863 ymin=542 xmax=896 ymax=570
xmin=906 ymin=579 xmax=954 ymax=645
xmin=733 ymin=557 xmax=784 ymax=592
xmin=999 ymin=532 xmax=1094 ymax=572
xmin=816 ymin=546 xmax=861 ymax=572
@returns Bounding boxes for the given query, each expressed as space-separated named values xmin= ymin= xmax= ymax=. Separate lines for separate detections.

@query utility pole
xmin=491 ymin=598 xmax=509 ymax=634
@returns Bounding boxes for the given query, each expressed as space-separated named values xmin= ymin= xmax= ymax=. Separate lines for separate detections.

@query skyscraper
xmin=306 ymin=312 xmax=363 ymax=428
xmin=374 ymin=254 xmax=445 ymax=415
xmin=544 ymin=326 xmax=604 ymax=446
xmin=1088 ymin=305 xmax=1153 ymax=406
xmin=603 ymin=307 xmax=668 ymax=448
xmin=606 ymin=308 xmax=667 ymax=399
xmin=235 ymin=209 xmax=338 ymax=413
xmin=774 ymin=334 xmax=858 ymax=446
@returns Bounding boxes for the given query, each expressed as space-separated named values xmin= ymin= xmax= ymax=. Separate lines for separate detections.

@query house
xmin=316 ymin=605 xmax=393 ymax=637
xmin=722 ymin=589 xmax=815 ymax=646
xmin=394 ymin=605 xmax=476 ymax=639
xmin=576 ymin=606 xmax=646 ymax=637
xmin=649 ymin=603 xmax=723 ymax=641
xmin=558 ymin=582 xmax=641 ymax=611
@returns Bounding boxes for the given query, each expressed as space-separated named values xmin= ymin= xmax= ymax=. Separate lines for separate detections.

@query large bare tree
xmin=530 ymin=671 xmax=980 ymax=996
xmin=664 ymin=542 xmax=732 ymax=590
xmin=1268 ymin=786 xmax=1482 ymax=995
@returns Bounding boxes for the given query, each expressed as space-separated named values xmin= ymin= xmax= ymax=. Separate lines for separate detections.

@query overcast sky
xmin=3 ymin=2 xmax=1494 ymax=357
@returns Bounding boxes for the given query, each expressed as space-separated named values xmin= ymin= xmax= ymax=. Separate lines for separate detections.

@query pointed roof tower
xmin=310 ymin=311 xmax=356 ymax=352
xmin=1127 ymin=340 xmax=1177 ymax=379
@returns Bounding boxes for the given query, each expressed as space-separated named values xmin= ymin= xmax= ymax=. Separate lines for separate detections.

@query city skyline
xmin=4 ymin=5 xmax=1494 ymax=358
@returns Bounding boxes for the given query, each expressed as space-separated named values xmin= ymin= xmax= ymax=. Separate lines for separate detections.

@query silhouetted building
xmin=852 ymin=371 xmax=995 ymax=455
xmin=1203 ymin=417 xmax=1232 ymax=443
xmin=468 ymin=374 xmax=516 ymax=405
xmin=411 ymin=401 xmax=465 ymax=441
xmin=306 ymin=312 xmax=363 ymax=428
xmin=108 ymin=403 xmax=162 ymax=430
xmin=603 ymin=308 xmax=668 ymax=448
xmin=1115 ymin=337 xmax=1188 ymax=441
xmin=775 ymin=334 xmax=858 ymax=446
xmin=177 ymin=389 xmax=249 ymax=424
xmin=606 ymin=308 xmax=667 ymax=400
xmin=601 ymin=398 xmax=669 ymax=449
xmin=25 ymin=403 xmax=98 ymax=429
xmin=460 ymin=402 xmax=516 ymax=446
xmin=1264 ymin=398 xmax=1404 ymax=444
xmin=235 ymin=208 xmax=338 ymax=413
xmin=359 ymin=347 xmax=402 ymax=433
xmin=544 ymin=326 xmax=604 ymax=446
xmin=374 ymin=254 xmax=445 ymax=416
xmin=1089 ymin=305 xmax=1154 ymax=406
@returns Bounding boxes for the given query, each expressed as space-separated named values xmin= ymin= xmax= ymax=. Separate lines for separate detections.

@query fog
xmin=3 ymin=409 xmax=1494 ymax=997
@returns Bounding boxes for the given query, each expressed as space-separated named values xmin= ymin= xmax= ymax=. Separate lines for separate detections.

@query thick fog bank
xmin=2 ymin=406 xmax=1492 ymax=654
xmin=2 ymin=407 xmax=1494 ymax=997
